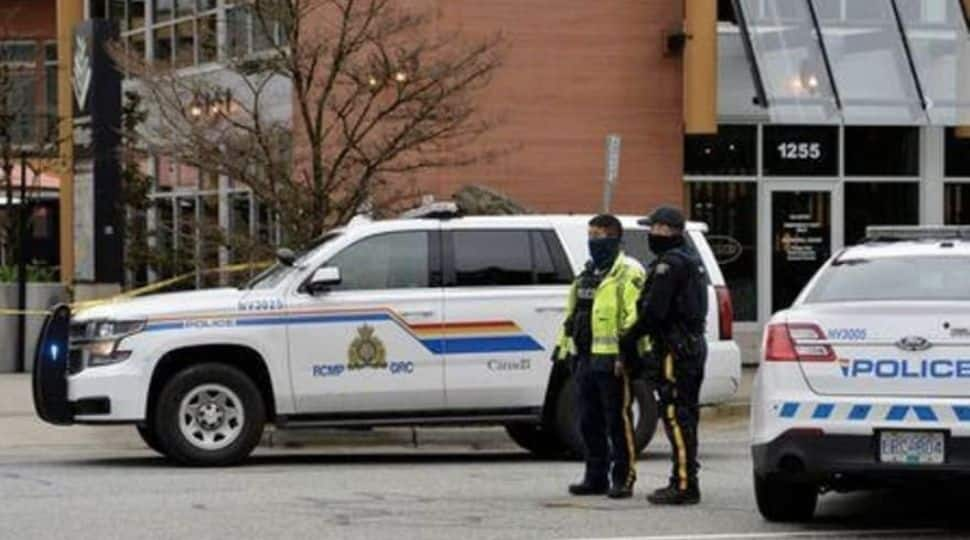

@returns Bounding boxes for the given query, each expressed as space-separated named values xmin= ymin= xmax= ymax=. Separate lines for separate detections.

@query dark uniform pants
xmin=658 ymin=339 xmax=707 ymax=491
xmin=574 ymin=356 xmax=636 ymax=489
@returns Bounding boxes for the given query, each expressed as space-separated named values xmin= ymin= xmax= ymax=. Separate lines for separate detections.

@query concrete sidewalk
xmin=0 ymin=368 xmax=755 ymax=452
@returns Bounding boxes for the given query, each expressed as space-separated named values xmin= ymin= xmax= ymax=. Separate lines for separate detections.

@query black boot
xmin=607 ymin=483 xmax=633 ymax=499
xmin=646 ymin=483 xmax=700 ymax=505
xmin=569 ymin=481 xmax=609 ymax=496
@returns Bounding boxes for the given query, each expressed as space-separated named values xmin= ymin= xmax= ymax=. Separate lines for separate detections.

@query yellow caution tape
xmin=0 ymin=308 xmax=53 ymax=316
xmin=0 ymin=260 xmax=273 ymax=317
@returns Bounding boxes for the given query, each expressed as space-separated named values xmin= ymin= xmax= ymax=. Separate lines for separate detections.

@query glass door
xmin=761 ymin=182 xmax=841 ymax=316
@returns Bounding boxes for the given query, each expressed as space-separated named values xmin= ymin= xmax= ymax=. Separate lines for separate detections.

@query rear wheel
xmin=153 ymin=363 xmax=266 ymax=467
xmin=135 ymin=424 xmax=165 ymax=455
xmin=504 ymin=422 xmax=567 ymax=457
xmin=555 ymin=376 xmax=659 ymax=459
xmin=754 ymin=473 xmax=818 ymax=522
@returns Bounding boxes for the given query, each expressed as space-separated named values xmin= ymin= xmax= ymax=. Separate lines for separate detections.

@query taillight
xmin=764 ymin=323 xmax=835 ymax=363
xmin=764 ymin=324 xmax=798 ymax=362
xmin=715 ymin=285 xmax=733 ymax=341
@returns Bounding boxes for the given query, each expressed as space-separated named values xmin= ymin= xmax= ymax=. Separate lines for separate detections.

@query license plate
xmin=879 ymin=431 xmax=945 ymax=465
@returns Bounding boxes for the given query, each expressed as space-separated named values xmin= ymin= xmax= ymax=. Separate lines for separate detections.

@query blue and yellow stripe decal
xmin=144 ymin=308 xmax=544 ymax=355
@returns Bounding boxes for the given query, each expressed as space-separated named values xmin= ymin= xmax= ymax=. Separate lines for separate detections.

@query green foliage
xmin=0 ymin=264 xmax=58 ymax=283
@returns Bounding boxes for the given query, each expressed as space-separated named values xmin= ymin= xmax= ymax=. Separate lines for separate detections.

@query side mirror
xmin=308 ymin=266 xmax=341 ymax=293
xmin=277 ymin=248 xmax=297 ymax=266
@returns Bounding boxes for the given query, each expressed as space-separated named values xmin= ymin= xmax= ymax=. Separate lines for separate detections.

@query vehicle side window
xmin=449 ymin=229 xmax=572 ymax=287
xmin=453 ymin=230 xmax=533 ymax=286
xmin=325 ymin=232 xmax=430 ymax=291
xmin=624 ymin=230 xmax=710 ymax=284
xmin=536 ymin=231 xmax=573 ymax=284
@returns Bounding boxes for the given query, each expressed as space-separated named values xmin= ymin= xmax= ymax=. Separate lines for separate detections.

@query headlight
xmin=76 ymin=319 xmax=146 ymax=368
xmin=93 ymin=320 xmax=146 ymax=340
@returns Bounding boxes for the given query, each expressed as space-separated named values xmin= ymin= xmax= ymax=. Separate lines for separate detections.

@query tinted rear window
xmin=449 ymin=230 xmax=572 ymax=287
xmin=804 ymin=256 xmax=970 ymax=303
xmin=623 ymin=231 xmax=710 ymax=284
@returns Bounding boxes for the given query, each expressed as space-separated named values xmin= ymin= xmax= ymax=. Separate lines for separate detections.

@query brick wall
xmin=299 ymin=0 xmax=685 ymax=215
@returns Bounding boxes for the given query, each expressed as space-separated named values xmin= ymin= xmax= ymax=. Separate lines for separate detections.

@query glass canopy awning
xmin=733 ymin=0 xmax=970 ymax=125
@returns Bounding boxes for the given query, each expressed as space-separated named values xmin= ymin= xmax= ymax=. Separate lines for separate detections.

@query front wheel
xmin=136 ymin=424 xmax=166 ymax=455
xmin=555 ymin=376 xmax=659 ymax=459
xmin=754 ymin=473 xmax=818 ymax=522
xmin=153 ymin=363 xmax=266 ymax=467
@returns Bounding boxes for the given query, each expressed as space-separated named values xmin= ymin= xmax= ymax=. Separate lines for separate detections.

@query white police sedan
xmin=752 ymin=226 xmax=970 ymax=522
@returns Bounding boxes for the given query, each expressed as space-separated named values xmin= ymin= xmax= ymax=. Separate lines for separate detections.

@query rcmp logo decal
xmin=347 ymin=325 xmax=388 ymax=370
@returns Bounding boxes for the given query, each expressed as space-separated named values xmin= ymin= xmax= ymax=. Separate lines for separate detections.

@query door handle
xmin=401 ymin=310 xmax=434 ymax=318
xmin=535 ymin=306 xmax=566 ymax=314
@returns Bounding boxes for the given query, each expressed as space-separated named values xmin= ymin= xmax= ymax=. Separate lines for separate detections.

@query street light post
xmin=16 ymin=151 xmax=28 ymax=372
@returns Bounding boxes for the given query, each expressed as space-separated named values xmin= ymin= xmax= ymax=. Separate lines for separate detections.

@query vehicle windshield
xmin=244 ymin=232 xmax=341 ymax=290
xmin=803 ymin=255 xmax=970 ymax=303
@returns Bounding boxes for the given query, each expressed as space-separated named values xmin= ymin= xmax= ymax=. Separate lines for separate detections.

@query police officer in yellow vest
xmin=555 ymin=214 xmax=645 ymax=499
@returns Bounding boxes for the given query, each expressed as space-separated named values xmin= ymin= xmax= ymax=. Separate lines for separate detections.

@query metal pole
xmin=16 ymin=151 xmax=27 ymax=373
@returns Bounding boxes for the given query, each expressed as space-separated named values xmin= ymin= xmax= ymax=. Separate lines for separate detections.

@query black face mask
xmin=648 ymin=233 xmax=683 ymax=254
xmin=588 ymin=237 xmax=621 ymax=269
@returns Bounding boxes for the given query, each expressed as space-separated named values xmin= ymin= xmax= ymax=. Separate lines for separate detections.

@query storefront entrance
xmin=761 ymin=182 xmax=841 ymax=318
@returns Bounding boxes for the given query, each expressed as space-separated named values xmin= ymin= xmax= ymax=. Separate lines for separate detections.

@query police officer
xmin=555 ymin=214 xmax=645 ymax=499
xmin=622 ymin=206 xmax=708 ymax=505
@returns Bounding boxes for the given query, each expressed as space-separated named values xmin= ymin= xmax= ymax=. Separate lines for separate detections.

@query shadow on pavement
xmin=809 ymin=485 xmax=970 ymax=533
xmin=50 ymin=450 xmax=563 ymax=469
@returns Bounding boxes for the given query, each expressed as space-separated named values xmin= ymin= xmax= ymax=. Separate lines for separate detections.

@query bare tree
xmin=116 ymin=0 xmax=503 ymax=249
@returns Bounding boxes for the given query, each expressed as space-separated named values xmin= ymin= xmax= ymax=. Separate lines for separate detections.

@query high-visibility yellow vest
xmin=556 ymin=252 xmax=647 ymax=359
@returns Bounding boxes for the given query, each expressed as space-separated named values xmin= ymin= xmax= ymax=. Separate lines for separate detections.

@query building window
xmin=129 ymin=0 xmax=147 ymax=30
xmin=945 ymin=184 xmax=970 ymax=224
xmin=844 ymin=127 xmax=919 ymax=177
xmin=762 ymin=125 xmax=839 ymax=176
xmin=844 ymin=182 xmax=919 ymax=246
xmin=686 ymin=182 xmax=757 ymax=321
xmin=684 ymin=125 xmax=757 ymax=176
xmin=225 ymin=3 xmax=284 ymax=59
xmin=154 ymin=24 xmax=174 ymax=66
xmin=718 ymin=0 xmax=738 ymax=24
xmin=175 ymin=20 xmax=195 ymax=68
xmin=154 ymin=0 xmax=174 ymax=23
xmin=198 ymin=13 xmax=218 ymax=63
xmin=945 ymin=128 xmax=970 ymax=178
xmin=176 ymin=0 xmax=195 ymax=18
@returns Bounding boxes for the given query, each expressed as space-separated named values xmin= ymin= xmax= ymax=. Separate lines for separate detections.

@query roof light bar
xmin=864 ymin=226 xmax=970 ymax=243
xmin=398 ymin=201 xmax=461 ymax=220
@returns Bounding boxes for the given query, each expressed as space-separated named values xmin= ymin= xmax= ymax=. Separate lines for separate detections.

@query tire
xmin=135 ymin=424 xmax=166 ymax=455
xmin=152 ymin=363 xmax=266 ymax=467
xmin=504 ymin=422 xmax=567 ymax=457
xmin=555 ymin=376 xmax=659 ymax=459
xmin=754 ymin=473 xmax=818 ymax=522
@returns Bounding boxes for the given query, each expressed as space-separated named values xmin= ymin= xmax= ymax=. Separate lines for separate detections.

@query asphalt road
xmin=1 ymin=418 xmax=969 ymax=540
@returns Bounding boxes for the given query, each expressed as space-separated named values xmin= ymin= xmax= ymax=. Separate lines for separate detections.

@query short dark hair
xmin=588 ymin=214 xmax=623 ymax=238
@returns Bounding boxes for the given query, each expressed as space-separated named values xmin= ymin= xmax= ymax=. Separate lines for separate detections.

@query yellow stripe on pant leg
xmin=621 ymin=372 xmax=636 ymax=486
xmin=663 ymin=353 xmax=688 ymax=491
xmin=667 ymin=404 xmax=689 ymax=491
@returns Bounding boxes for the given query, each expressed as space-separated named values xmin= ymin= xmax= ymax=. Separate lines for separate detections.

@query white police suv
xmin=753 ymin=226 xmax=970 ymax=521
xmin=34 ymin=207 xmax=740 ymax=466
